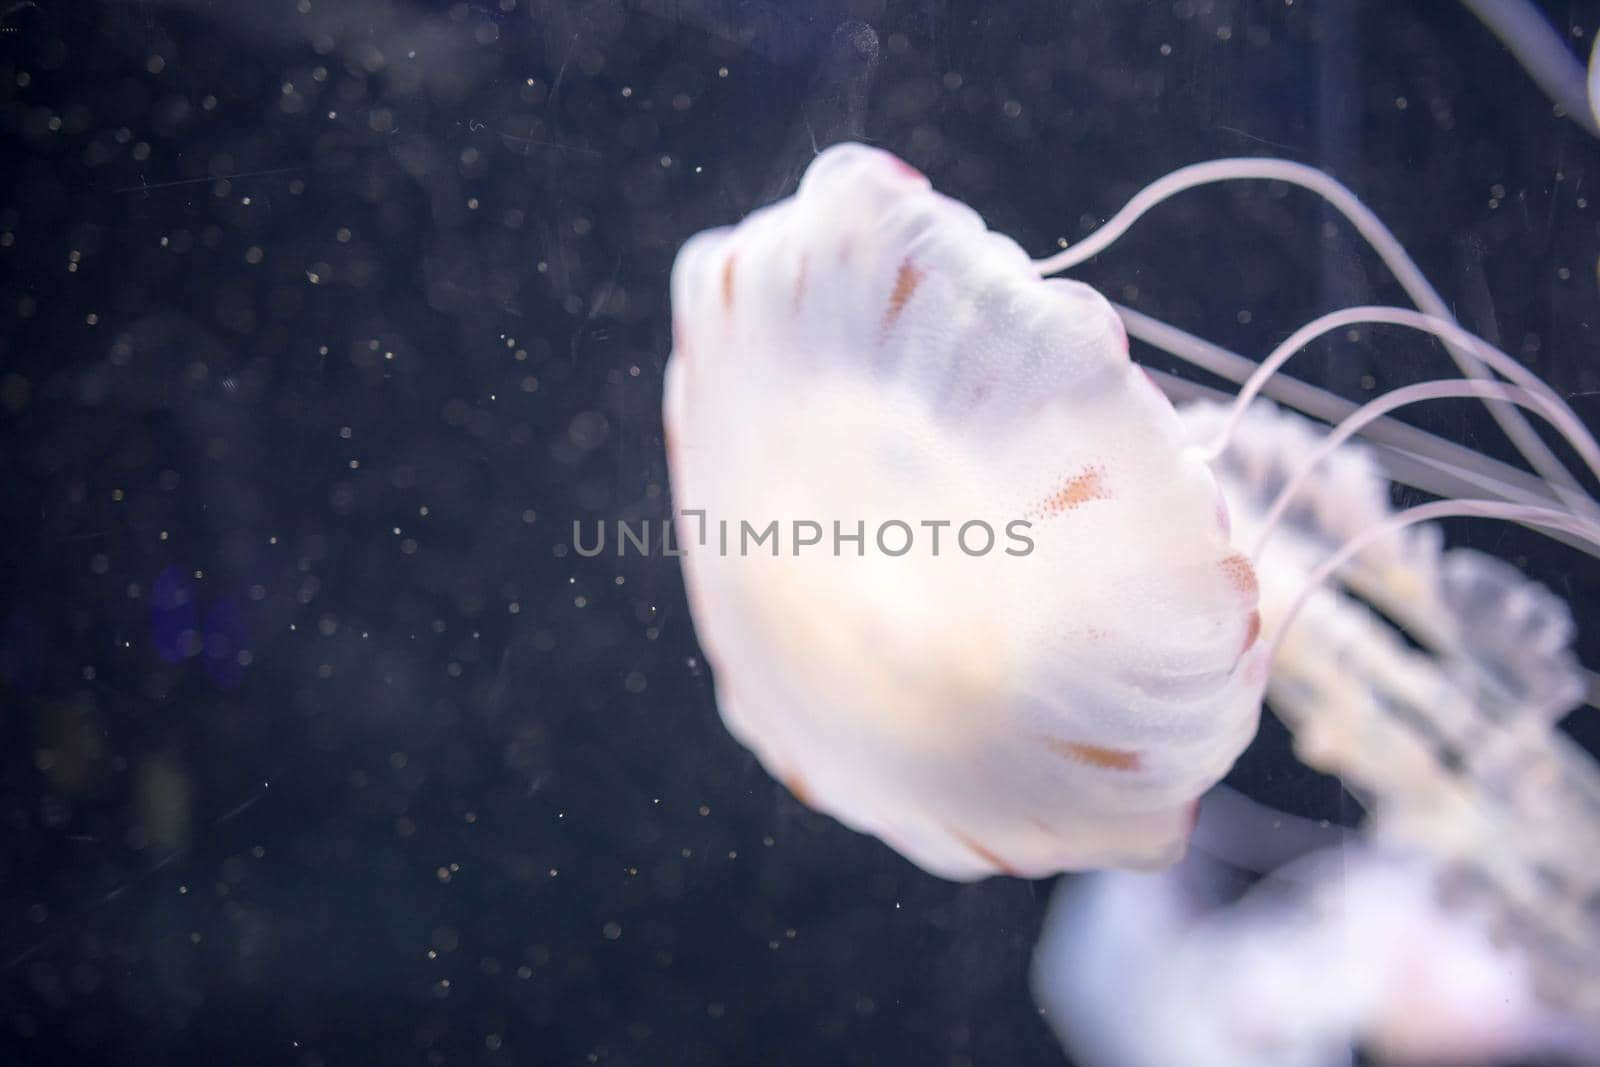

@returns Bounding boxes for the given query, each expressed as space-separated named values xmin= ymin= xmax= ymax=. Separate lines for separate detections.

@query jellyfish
xmin=663 ymin=139 xmax=1600 ymax=938
xmin=1030 ymin=800 xmax=1600 ymax=1067
xmin=666 ymin=143 xmax=1268 ymax=878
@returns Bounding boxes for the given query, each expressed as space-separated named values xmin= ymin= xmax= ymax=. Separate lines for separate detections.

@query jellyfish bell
xmin=664 ymin=143 xmax=1267 ymax=879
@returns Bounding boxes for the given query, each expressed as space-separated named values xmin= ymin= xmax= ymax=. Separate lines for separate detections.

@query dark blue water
xmin=2 ymin=1 xmax=1598 ymax=1064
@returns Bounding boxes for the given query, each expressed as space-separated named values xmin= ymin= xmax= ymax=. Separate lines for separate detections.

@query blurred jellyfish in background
xmin=1176 ymin=392 xmax=1600 ymax=1028
xmin=1032 ymin=793 xmax=1600 ymax=1067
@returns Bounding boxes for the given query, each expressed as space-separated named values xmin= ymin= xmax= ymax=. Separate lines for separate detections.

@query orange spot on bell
xmin=783 ymin=769 xmax=814 ymax=808
xmin=1028 ymin=466 xmax=1109 ymax=520
xmin=887 ymin=156 xmax=925 ymax=182
xmin=1184 ymin=798 xmax=1202 ymax=837
xmin=1220 ymin=553 xmax=1259 ymax=599
xmin=945 ymin=824 xmax=1019 ymax=876
xmin=882 ymin=258 xmax=924 ymax=335
xmin=1239 ymin=610 xmax=1262 ymax=656
xmin=663 ymin=422 xmax=679 ymax=471
xmin=720 ymin=253 xmax=737 ymax=311
xmin=1211 ymin=478 xmax=1232 ymax=536
xmin=1044 ymin=737 xmax=1142 ymax=772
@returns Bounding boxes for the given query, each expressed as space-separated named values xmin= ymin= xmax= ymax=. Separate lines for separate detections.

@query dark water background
xmin=3 ymin=1 xmax=1600 ymax=1064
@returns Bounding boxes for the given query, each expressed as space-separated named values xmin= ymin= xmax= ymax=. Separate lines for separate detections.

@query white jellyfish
xmin=665 ymin=143 xmax=1268 ymax=879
